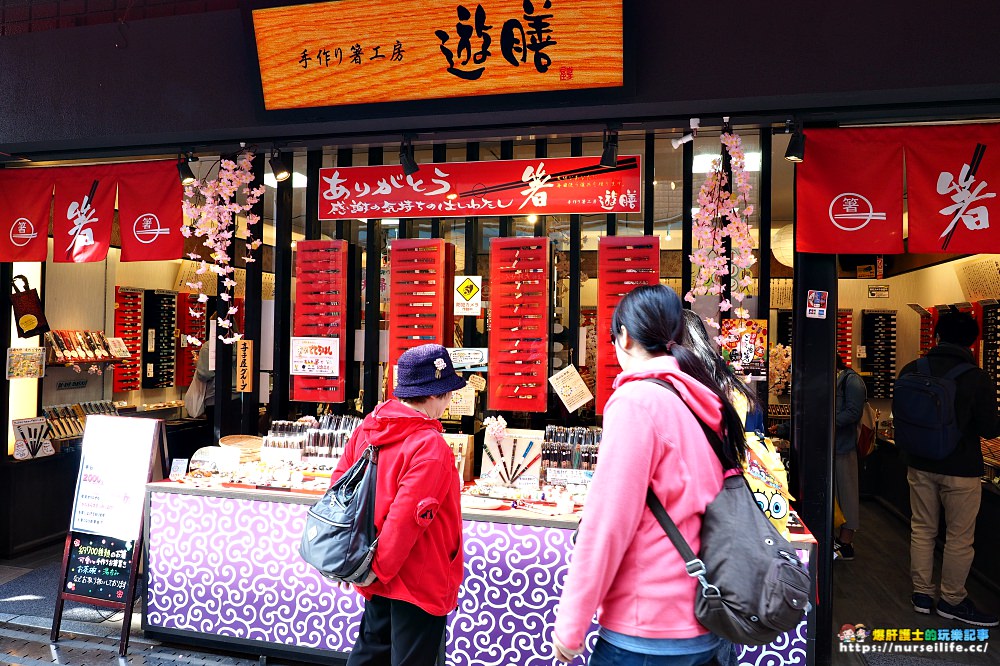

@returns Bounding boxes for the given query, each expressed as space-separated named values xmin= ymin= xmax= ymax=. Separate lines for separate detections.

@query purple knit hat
xmin=394 ymin=344 xmax=467 ymax=398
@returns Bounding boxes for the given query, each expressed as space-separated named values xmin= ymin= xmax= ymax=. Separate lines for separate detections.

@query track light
xmin=600 ymin=129 xmax=619 ymax=168
xmin=399 ymin=136 xmax=420 ymax=176
xmin=784 ymin=124 xmax=806 ymax=163
xmin=177 ymin=153 xmax=196 ymax=186
xmin=269 ymin=150 xmax=290 ymax=182
xmin=671 ymin=117 xmax=701 ymax=150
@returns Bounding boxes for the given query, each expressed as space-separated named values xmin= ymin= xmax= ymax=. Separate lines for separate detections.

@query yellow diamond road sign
xmin=458 ymin=278 xmax=480 ymax=301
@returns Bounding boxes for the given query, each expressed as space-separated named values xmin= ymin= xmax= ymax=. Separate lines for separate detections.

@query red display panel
xmin=175 ymin=294 xmax=207 ymax=388
xmin=291 ymin=240 xmax=349 ymax=402
xmin=596 ymin=236 xmax=660 ymax=414
xmin=112 ymin=287 xmax=142 ymax=392
xmin=487 ymin=237 xmax=549 ymax=413
xmin=387 ymin=239 xmax=454 ymax=397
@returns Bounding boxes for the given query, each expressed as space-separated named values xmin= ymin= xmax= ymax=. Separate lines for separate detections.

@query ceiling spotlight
xmin=399 ymin=136 xmax=420 ymax=176
xmin=269 ymin=150 xmax=291 ymax=182
xmin=177 ymin=154 xmax=196 ymax=186
xmin=784 ymin=124 xmax=806 ymax=163
xmin=600 ymin=129 xmax=619 ymax=168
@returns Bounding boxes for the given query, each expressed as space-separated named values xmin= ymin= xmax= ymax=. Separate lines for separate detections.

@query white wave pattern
xmin=146 ymin=493 xmax=805 ymax=664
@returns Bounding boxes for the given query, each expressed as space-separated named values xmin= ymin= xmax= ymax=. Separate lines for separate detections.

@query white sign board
xmin=70 ymin=415 xmax=160 ymax=541
xmin=447 ymin=347 xmax=488 ymax=372
xmin=290 ymin=336 xmax=340 ymax=376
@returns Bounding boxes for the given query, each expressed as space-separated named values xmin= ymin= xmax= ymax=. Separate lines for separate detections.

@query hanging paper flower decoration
xmin=181 ymin=151 xmax=265 ymax=345
xmin=685 ymin=132 xmax=757 ymax=355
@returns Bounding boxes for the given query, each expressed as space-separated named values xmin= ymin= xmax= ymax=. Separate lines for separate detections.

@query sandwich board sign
xmin=50 ymin=415 xmax=166 ymax=657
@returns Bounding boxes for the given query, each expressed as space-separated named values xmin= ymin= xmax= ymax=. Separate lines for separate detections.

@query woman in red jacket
xmin=332 ymin=344 xmax=466 ymax=666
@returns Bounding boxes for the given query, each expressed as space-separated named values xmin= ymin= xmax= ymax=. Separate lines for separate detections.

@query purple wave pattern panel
xmin=146 ymin=493 xmax=364 ymax=651
xmin=449 ymin=519 xmax=598 ymax=666
xmin=145 ymin=492 xmax=807 ymax=665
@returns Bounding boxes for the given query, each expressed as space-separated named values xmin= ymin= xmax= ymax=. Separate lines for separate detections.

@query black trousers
xmin=346 ymin=595 xmax=446 ymax=666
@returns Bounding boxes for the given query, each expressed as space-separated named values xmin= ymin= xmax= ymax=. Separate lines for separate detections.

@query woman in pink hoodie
xmin=552 ymin=285 xmax=746 ymax=666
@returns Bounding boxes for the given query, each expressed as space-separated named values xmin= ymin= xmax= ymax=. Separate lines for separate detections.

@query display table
xmin=143 ymin=483 xmax=813 ymax=665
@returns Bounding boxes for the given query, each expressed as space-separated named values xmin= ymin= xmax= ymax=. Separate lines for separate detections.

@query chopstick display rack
xmin=113 ymin=287 xmax=143 ymax=392
xmin=387 ymin=238 xmax=455 ymax=397
xmin=175 ymin=293 xmax=207 ymax=388
xmin=596 ymin=236 xmax=659 ymax=413
xmin=142 ymin=290 xmax=178 ymax=389
xmin=487 ymin=237 xmax=550 ymax=412
xmin=292 ymin=240 xmax=349 ymax=402
xmin=836 ymin=309 xmax=854 ymax=367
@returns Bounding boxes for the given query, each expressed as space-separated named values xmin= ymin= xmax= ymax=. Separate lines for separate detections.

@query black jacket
xmin=897 ymin=343 xmax=1000 ymax=477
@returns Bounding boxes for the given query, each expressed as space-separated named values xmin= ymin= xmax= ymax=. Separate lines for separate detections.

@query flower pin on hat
xmin=434 ymin=357 xmax=447 ymax=378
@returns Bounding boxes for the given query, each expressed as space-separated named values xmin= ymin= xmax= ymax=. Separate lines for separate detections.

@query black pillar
xmin=362 ymin=147 xmax=384 ymax=414
xmin=756 ymin=131 xmax=773 ymax=410
xmin=499 ymin=140 xmax=514 ymax=237
xmin=643 ymin=132 xmax=655 ymax=236
xmin=431 ymin=144 xmax=446 ymax=238
xmin=335 ymin=148 xmax=352 ymax=241
xmin=792 ymin=250 xmax=837 ymax=666
xmin=240 ymin=153 xmax=264 ymax=434
xmin=305 ymin=149 xmax=322 ymax=241
xmin=567 ymin=136 xmax=583 ymax=426
xmin=681 ymin=140 xmax=694 ymax=303
xmin=271 ymin=150 xmax=294 ymax=421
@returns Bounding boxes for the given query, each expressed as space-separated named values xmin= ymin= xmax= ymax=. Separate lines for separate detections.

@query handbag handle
xmin=11 ymin=275 xmax=29 ymax=293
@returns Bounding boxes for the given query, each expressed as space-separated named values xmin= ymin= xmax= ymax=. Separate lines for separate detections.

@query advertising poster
xmin=720 ymin=319 xmax=769 ymax=381
xmin=548 ymin=364 xmax=594 ymax=413
xmin=290 ymin=337 xmax=340 ymax=376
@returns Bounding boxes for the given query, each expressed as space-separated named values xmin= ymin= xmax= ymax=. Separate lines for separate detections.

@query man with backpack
xmin=894 ymin=311 xmax=1000 ymax=627
xmin=833 ymin=355 xmax=867 ymax=561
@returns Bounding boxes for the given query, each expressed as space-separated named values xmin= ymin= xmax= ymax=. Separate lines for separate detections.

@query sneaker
xmin=936 ymin=598 xmax=1000 ymax=627
xmin=833 ymin=539 xmax=855 ymax=561
xmin=912 ymin=593 xmax=934 ymax=615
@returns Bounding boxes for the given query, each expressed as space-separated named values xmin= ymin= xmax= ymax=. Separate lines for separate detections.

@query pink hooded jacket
xmin=554 ymin=355 xmax=726 ymax=650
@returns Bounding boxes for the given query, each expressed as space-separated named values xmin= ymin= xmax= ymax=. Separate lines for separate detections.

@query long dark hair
xmin=681 ymin=309 xmax=760 ymax=415
xmin=611 ymin=285 xmax=745 ymax=470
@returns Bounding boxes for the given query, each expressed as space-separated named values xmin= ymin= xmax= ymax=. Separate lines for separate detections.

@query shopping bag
xmin=10 ymin=275 xmax=49 ymax=338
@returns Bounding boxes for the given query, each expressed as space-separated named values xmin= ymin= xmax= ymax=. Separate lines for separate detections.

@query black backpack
xmin=644 ymin=379 xmax=811 ymax=645
xmin=892 ymin=358 xmax=975 ymax=460
xmin=299 ymin=444 xmax=379 ymax=583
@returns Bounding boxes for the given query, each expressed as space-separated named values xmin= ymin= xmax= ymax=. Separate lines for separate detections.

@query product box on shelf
xmin=480 ymin=428 xmax=544 ymax=490
xmin=487 ymin=237 xmax=549 ymax=413
xmin=442 ymin=433 xmax=475 ymax=483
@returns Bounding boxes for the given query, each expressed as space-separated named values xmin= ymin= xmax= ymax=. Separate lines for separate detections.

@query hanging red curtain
xmin=796 ymin=128 xmax=905 ymax=254
xmin=0 ymin=171 xmax=53 ymax=262
xmin=905 ymin=124 xmax=1000 ymax=254
xmin=116 ymin=160 xmax=184 ymax=262
xmin=52 ymin=165 xmax=117 ymax=263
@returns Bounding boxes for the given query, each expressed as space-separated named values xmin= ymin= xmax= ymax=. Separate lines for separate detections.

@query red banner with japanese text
xmin=318 ymin=155 xmax=642 ymax=220
xmin=905 ymin=124 xmax=1000 ymax=254
xmin=52 ymin=166 xmax=117 ymax=263
xmin=0 ymin=171 xmax=52 ymax=262
xmin=117 ymin=160 xmax=184 ymax=262
xmin=796 ymin=128 xmax=905 ymax=254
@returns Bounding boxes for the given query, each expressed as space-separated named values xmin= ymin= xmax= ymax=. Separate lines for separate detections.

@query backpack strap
xmin=641 ymin=378 xmax=723 ymax=598
xmin=943 ymin=362 xmax=977 ymax=381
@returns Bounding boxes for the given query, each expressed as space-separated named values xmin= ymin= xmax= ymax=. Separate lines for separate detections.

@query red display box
xmin=387 ymin=239 xmax=455 ymax=397
xmin=112 ymin=286 xmax=143 ymax=392
xmin=292 ymin=240 xmax=348 ymax=402
xmin=487 ymin=237 xmax=549 ymax=413
xmin=596 ymin=236 xmax=660 ymax=414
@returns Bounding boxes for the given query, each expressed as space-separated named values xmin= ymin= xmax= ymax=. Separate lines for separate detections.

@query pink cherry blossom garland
xmin=180 ymin=152 xmax=265 ymax=346
xmin=684 ymin=132 xmax=757 ymax=349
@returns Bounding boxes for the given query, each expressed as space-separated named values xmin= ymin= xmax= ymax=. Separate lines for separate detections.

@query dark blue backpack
xmin=892 ymin=358 xmax=975 ymax=460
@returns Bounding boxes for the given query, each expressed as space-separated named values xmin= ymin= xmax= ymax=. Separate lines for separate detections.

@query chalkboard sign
xmin=64 ymin=532 xmax=134 ymax=603
xmin=51 ymin=415 xmax=166 ymax=657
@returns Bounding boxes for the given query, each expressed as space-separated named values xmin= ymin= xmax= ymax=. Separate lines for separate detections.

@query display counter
xmin=143 ymin=482 xmax=813 ymax=665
